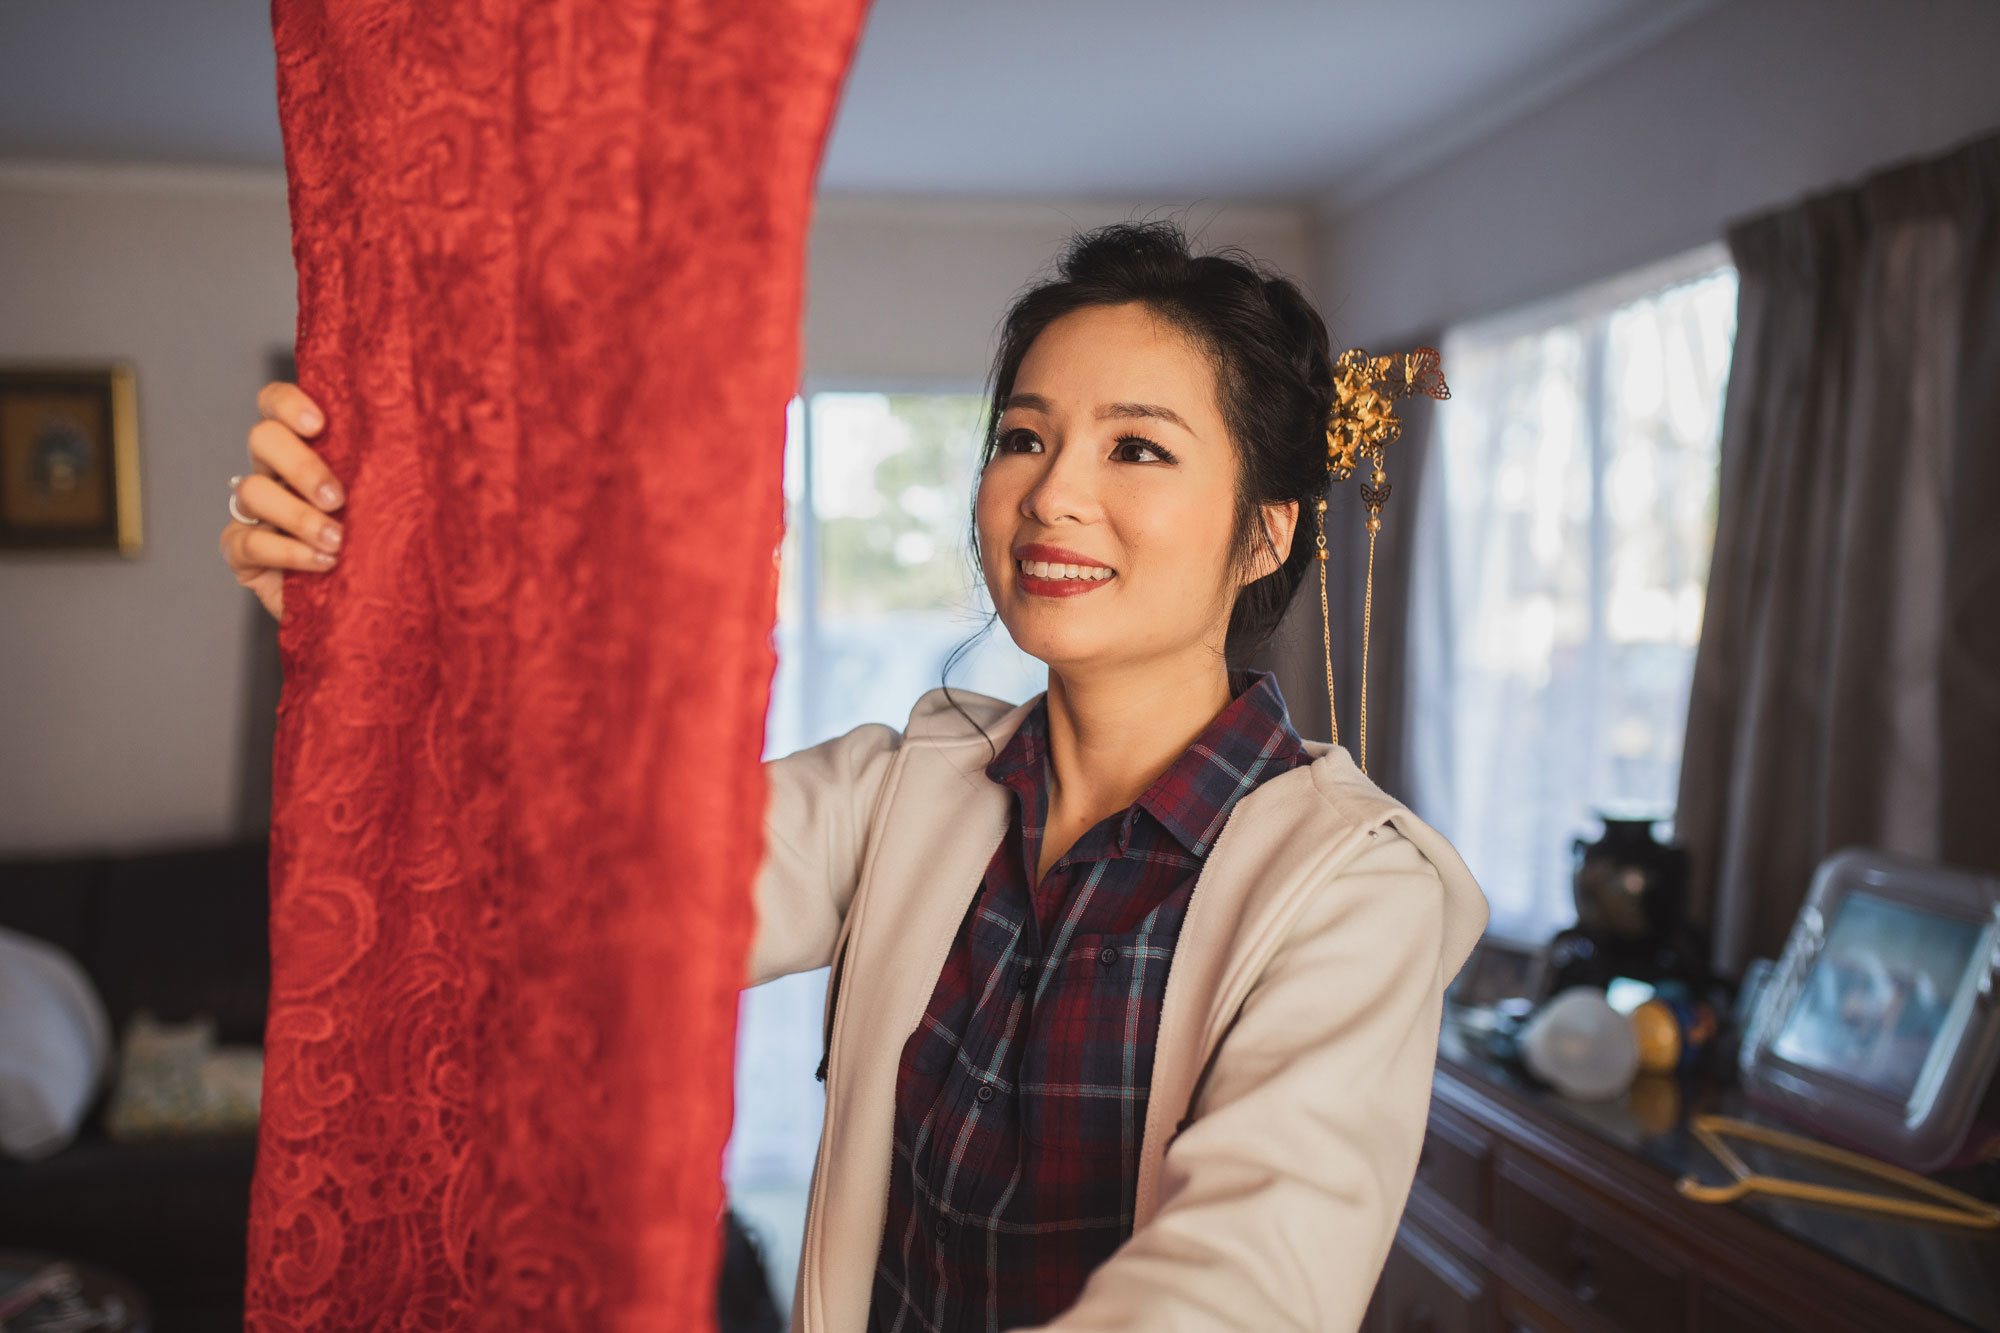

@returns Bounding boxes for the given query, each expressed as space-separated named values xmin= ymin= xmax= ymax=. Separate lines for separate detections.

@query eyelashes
xmin=1112 ymin=433 xmax=1175 ymax=464
xmin=993 ymin=427 xmax=1178 ymax=466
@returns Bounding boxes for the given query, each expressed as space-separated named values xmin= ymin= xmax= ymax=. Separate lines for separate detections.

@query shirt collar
xmin=984 ymin=668 xmax=1309 ymax=861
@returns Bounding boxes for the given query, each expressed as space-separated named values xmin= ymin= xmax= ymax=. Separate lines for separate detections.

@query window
xmin=1408 ymin=247 xmax=1738 ymax=946
xmin=726 ymin=390 xmax=1043 ymax=1308
xmin=769 ymin=390 xmax=1046 ymax=757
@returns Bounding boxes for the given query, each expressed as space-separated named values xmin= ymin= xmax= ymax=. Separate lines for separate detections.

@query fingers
xmin=229 ymin=382 xmax=338 ymax=625
xmin=249 ymin=388 xmax=344 ymax=512
xmin=223 ymin=521 xmax=338 ymax=577
xmin=256 ymin=380 xmax=325 ymax=438
xmin=247 ymin=416 xmax=345 ymax=511
xmin=233 ymin=472 xmax=343 ymax=554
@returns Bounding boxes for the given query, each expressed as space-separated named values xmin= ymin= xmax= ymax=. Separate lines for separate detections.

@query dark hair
xmin=972 ymin=218 xmax=1335 ymax=663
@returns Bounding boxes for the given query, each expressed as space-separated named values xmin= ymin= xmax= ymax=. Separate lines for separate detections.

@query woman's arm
xmin=1029 ymin=827 xmax=1465 ymax=1332
xmin=746 ymin=720 xmax=905 ymax=987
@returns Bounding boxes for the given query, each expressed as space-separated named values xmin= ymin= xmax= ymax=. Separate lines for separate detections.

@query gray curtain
xmin=1677 ymin=132 xmax=2000 ymax=980
xmin=1259 ymin=363 xmax=1441 ymax=805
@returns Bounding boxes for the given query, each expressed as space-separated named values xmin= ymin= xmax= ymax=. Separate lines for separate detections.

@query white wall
xmin=0 ymin=164 xmax=296 ymax=854
xmin=0 ymin=170 xmax=1310 ymax=853
xmin=1317 ymin=0 xmax=2000 ymax=346
xmin=806 ymin=195 xmax=1316 ymax=386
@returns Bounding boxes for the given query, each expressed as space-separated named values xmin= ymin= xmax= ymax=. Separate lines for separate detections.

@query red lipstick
xmin=1011 ymin=543 xmax=1116 ymax=599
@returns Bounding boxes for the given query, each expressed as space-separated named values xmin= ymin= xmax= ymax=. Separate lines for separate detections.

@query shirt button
xmin=1018 ymin=960 xmax=1035 ymax=989
xmin=976 ymin=1084 xmax=995 ymax=1103
xmin=1098 ymin=946 xmax=1120 ymax=966
xmin=934 ymin=1218 xmax=949 ymax=1242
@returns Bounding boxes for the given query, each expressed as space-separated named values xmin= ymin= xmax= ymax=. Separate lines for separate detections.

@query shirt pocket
xmin=1017 ymin=929 xmax=1175 ymax=1159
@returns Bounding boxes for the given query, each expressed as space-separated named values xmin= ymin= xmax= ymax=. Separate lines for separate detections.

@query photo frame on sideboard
xmin=1739 ymin=846 xmax=2000 ymax=1172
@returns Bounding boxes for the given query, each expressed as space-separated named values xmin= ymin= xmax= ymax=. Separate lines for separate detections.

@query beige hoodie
xmin=748 ymin=686 xmax=1490 ymax=1333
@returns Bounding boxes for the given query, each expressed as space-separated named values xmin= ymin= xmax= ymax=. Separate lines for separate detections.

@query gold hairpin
xmin=1317 ymin=346 xmax=1449 ymax=776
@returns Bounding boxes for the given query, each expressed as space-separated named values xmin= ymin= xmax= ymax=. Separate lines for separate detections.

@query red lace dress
xmin=246 ymin=3 xmax=868 ymax=1329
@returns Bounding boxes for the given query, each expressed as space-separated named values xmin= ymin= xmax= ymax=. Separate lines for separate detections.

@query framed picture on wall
xmin=0 ymin=363 xmax=142 ymax=554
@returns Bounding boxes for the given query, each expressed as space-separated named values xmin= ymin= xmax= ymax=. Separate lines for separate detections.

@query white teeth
xmin=1018 ymin=558 xmax=1112 ymax=582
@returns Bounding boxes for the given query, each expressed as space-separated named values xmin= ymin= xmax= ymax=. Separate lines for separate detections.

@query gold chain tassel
xmin=1316 ymin=497 xmax=1337 ymax=747
xmin=1361 ymin=513 xmax=1377 ymax=776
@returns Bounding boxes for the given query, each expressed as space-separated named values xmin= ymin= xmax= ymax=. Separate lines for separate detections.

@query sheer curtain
xmin=1407 ymin=249 xmax=1738 ymax=945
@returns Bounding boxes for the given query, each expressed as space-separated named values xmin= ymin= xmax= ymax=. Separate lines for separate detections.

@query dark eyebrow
xmin=1097 ymin=401 xmax=1192 ymax=433
xmin=996 ymin=393 xmax=1193 ymax=434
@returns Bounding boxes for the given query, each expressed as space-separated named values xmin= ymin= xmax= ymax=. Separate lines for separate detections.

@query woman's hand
xmin=220 ymin=381 xmax=346 ymax=622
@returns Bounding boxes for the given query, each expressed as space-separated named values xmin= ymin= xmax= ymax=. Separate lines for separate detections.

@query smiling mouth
xmin=1016 ymin=558 xmax=1115 ymax=583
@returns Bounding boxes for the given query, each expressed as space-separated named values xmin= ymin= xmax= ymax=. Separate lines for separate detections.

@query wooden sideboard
xmin=1364 ymin=1010 xmax=2000 ymax=1333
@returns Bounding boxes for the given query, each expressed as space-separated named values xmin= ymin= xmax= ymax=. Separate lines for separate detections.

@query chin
xmin=995 ymin=609 xmax=1123 ymax=677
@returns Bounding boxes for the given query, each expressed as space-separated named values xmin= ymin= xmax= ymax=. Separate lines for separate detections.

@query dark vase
xmin=1571 ymin=815 xmax=1690 ymax=945
xmin=1544 ymin=815 xmax=1709 ymax=994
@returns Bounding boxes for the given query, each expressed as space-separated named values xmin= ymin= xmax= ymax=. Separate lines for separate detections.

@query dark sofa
xmin=0 ymin=839 xmax=271 ymax=1333
xmin=0 ymin=839 xmax=786 ymax=1333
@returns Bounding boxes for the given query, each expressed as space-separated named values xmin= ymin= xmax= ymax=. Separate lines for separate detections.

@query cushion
xmin=0 ymin=925 xmax=112 ymax=1160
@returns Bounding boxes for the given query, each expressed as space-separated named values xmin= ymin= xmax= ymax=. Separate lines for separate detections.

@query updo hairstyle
xmin=975 ymin=219 xmax=1335 ymax=663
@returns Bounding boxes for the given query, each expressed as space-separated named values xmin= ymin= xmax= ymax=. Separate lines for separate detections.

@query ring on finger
xmin=227 ymin=474 xmax=260 ymax=526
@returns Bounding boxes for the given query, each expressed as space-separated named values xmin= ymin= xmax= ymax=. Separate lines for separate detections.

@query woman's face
xmin=976 ymin=302 xmax=1290 ymax=676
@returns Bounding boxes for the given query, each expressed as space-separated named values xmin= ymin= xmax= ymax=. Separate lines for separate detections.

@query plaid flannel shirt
xmin=867 ymin=669 xmax=1312 ymax=1333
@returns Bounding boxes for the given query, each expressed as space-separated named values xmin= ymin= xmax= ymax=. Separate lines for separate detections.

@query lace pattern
xmin=246 ymin=3 xmax=869 ymax=1327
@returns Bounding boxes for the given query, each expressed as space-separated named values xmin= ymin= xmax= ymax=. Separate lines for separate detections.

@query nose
xmin=1019 ymin=432 xmax=1100 ymax=527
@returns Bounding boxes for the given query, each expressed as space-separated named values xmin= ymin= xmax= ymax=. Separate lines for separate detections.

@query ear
xmin=1242 ymin=499 xmax=1300 ymax=584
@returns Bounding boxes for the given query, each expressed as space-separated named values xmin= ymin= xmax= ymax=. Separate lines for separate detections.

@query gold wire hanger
xmin=1676 ymin=1114 xmax=2000 ymax=1229
xmin=1319 ymin=347 xmax=1450 ymax=775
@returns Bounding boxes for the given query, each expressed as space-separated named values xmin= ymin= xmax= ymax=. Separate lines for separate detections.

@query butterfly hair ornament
xmin=1317 ymin=346 xmax=1450 ymax=777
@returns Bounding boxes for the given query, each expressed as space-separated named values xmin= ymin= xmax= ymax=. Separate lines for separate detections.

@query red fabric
xmin=246 ymin=4 xmax=868 ymax=1330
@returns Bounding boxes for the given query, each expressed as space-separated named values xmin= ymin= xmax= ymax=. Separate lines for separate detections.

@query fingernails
xmin=312 ymin=551 xmax=337 ymax=568
xmin=300 ymin=409 xmax=323 ymax=431
xmin=318 ymin=522 xmax=343 ymax=553
xmin=318 ymin=482 xmax=343 ymax=509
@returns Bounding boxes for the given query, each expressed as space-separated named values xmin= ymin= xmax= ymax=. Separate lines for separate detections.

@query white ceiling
xmin=0 ymin=0 xmax=1717 ymax=206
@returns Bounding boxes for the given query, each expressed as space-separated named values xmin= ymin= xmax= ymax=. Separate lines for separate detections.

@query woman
xmin=221 ymin=221 xmax=1489 ymax=1333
